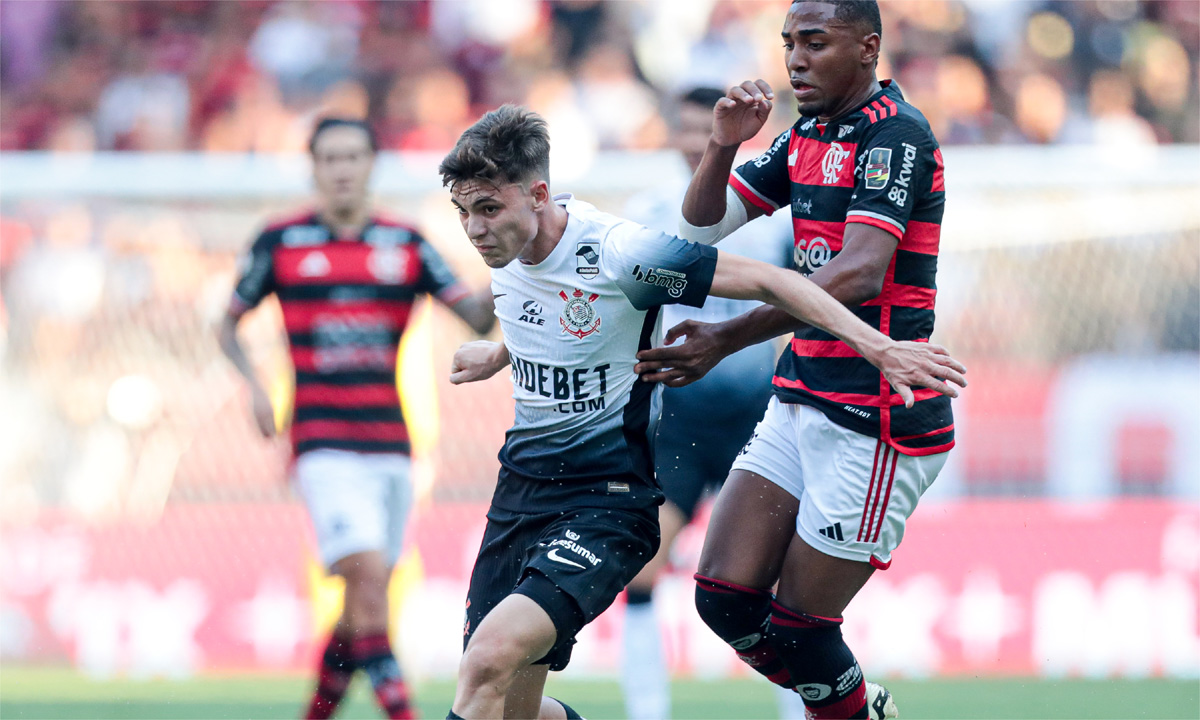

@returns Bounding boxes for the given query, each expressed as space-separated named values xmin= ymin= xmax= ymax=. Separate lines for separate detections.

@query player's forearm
xmin=217 ymin=316 xmax=267 ymax=393
xmin=454 ymin=289 xmax=497 ymax=335
xmin=682 ymin=140 xmax=741 ymax=227
xmin=759 ymin=274 xmax=891 ymax=362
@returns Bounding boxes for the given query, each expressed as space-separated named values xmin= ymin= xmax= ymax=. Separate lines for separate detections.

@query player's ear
xmin=528 ymin=179 xmax=551 ymax=210
xmin=861 ymin=32 xmax=881 ymax=68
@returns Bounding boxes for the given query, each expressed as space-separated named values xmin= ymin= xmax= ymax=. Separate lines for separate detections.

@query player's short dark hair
xmin=439 ymin=105 xmax=551 ymax=189
xmin=679 ymin=87 xmax=727 ymax=110
xmin=308 ymin=117 xmax=377 ymax=155
xmin=795 ymin=0 xmax=882 ymax=36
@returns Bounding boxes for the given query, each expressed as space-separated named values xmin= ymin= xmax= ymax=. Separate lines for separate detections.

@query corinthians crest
xmin=558 ymin=288 xmax=601 ymax=339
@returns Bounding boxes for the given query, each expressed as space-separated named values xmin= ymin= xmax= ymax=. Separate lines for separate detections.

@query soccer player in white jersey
xmin=437 ymin=105 xmax=965 ymax=720
xmin=618 ymin=86 xmax=805 ymax=720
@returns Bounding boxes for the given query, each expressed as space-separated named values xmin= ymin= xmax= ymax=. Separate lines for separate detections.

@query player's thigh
xmin=515 ymin=505 xmax=658 ymax=671
xmin=697 ymin=469 xmax=799 ymax=589
xmin=698 ymin=397 xmax=806 ymax=588
xmin=776 ymin=532 xmax=875 ymax=618
xmin=377 ymin=454 xmax=414 ymax=568
xmin=791 ymin=405 xmax=948 ymax=571
xmin=464 ymin=507 xmax=531 ymax=652
xmin=525 ymin=507 xmax=659 ymax=623
xmin=293 ymin=449 xmax=390 ymax=572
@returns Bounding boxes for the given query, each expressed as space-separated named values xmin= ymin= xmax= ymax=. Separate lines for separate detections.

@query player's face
xmin=674 ymin=102 xmax=714 ymax=173
xmin=783 ymin=2 xmax=877 ymax=119
xmin=450 ymin=179 xmax=544 ymax=268
xmin=311 ymin=126 xmax=375 ymax=213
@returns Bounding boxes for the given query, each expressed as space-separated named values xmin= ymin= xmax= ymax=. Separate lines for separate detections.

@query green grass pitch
xmin=0 ymin=668 xmax=1196 ymax=719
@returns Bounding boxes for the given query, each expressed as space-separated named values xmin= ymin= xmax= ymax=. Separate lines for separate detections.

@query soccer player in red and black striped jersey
xmin=219 ymin=118 xmax=494 ymax=720
xmin=636 ymin=2 xmax=955 ymax=718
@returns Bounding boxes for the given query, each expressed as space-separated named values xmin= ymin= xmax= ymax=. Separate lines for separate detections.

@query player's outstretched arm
xmin=449 ymin=287 xmax=497 ymax=335
xmin=681 ymin=80 xmax=774 ymax=229
xmin=216 ymin=312 xmax=277 ymax=437
xmin=708 ymin=253 xmax=967 ymax=406
xmin=449 ymin=340 xmax=511 ymax=385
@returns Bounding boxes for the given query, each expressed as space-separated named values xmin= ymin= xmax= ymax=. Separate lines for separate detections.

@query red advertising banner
xmin=1 ymin=501 xmax=1196 ymax=679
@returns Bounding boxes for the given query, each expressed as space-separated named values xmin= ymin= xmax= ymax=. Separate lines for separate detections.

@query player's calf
xmin=765 ymin=601 xmax=870 ymax=719
xmin=304 ymin=627 xmax=355 ymax=720
xmin=694 ymin=574 xmax=796 ymax=690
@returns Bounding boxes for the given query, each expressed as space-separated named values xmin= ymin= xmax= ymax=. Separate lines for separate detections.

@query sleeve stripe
xmin=846 ymin=211 xmax=905 ymax=240
xmin=729 ymin=172 xmax=779 ymax=213
xmin=437 ymin=283 xmax=472 ymax=306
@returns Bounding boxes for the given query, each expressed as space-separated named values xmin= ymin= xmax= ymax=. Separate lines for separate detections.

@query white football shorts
xmin=293 ymin=448 xmax=413 ymax=571
xmin=731 ymin=397 xmax=947 ymax=568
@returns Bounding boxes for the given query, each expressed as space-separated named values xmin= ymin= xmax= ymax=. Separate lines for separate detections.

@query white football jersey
xmin=491 ymin=194 xmax=718 ymax=491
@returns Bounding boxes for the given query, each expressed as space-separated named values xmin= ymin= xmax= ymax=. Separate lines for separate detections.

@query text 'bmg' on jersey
xmin=230 ymin=211 xmax=468 ymax=457
xmin=730 ymin=80 xmax=952 ymax=456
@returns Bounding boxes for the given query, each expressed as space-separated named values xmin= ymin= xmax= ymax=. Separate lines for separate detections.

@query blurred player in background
xmin=637 ymin=2 xmax=953 ymax=718
xmin=441 ymin=105 xmax=964 ymax=720
xmin=218 ymin=117 xmax=494 ymax=720
xmin=617 ymin=86 xmax=804 ymax=720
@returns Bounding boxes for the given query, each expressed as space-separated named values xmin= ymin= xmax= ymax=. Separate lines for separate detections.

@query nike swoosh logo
xmin=546 ymin=548 xmax=586 ymax=569
xmin=493 ymin=293 xmax=507 ymax=298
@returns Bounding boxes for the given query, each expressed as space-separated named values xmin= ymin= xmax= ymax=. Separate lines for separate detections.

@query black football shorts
xmin=463 ymin=503 xmax=659 ymax=671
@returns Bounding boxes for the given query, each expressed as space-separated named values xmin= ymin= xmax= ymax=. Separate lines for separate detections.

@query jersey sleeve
xmin=604 ymin=225 xmax=718 ymax=311
xmin=729 ymin=128 xmax=792 ymax=215
xmin=229 ymin=232 xmax=276 ymax=316
xmin=845 ymin=117 xmax=938 ymax=240
xmin=414 ymin=235 xmax=471 ymax=306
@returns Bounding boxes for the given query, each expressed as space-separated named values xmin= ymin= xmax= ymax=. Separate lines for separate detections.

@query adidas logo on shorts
xmin=817 ymin=522 xmax=845 ymax=541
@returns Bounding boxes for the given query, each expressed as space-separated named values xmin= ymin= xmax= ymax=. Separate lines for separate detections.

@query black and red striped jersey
xmin=731 ymin=80 xmax=953 ymax=456
xmin=230 ymin=210 xmax=469 ymax=456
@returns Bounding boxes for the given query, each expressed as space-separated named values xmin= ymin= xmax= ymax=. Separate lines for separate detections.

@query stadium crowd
xmin=1 ymin=0 xmax=1197 ymax=153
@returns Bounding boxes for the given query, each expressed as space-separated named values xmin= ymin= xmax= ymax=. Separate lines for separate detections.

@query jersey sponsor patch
xmin=558 ymin=288 xmax=602 ymax=339
xmin=865 ymin=147 xmax=892 ymax=190
xmin=519 ymin=299 xmax=546 ymax=326
xmin=575 ymin=241 xmax=599 ymax=277
xmin=630 ymin=264 xmax=688 ymax=298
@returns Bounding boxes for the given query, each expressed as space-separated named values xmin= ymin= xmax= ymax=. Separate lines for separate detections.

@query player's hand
xmin=712 ymin=80 xmax=775 ymax=147
xmin=873 ymin=341 xmax=968 ymax=408
xmin=635 ymin=320 xmax=732 ymax=387
xmin=250 ymin=385 xmax=276 ymax=438
xmin=450 ymin=340 xmax=509 ymax=384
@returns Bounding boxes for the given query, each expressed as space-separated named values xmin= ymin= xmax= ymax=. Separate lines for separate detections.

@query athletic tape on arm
xmin=678 ymin=185 xmax=749 ymax=246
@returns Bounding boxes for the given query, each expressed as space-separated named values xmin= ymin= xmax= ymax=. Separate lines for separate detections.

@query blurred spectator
xmin=0 ymin=0 xmax=1194 ymax=151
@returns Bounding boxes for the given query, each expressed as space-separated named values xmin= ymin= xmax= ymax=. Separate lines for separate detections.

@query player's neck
xmin=818 ymin=75 xmax=882 ymax=124
xmin=320 ymin=204 xmax=371 ymax=239
xmin=518 ymin=201 xmax=569 ymax=266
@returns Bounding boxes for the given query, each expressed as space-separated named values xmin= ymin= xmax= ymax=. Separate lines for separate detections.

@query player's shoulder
xmin=368 ymin=212 xmax=422 ymax=237
xmin=262 ymin=208 xmax=319 ymax=234
xmin=860 ymin=82 xmax=939 ymax=146
xmin=364 ymin=214 xmax=424 ymax=249
xmin=254 ymin=207 xmax=323 ymax=250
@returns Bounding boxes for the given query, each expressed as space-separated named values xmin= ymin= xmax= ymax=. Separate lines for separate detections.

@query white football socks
xmin=621 ymin=600 xmax=670 ymax=720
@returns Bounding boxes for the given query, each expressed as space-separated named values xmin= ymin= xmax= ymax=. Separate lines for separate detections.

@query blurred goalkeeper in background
xmin=218 ymin=117 xmax=494 ymax=719
xmin=617 ymin=86 xmax=806 ymax=720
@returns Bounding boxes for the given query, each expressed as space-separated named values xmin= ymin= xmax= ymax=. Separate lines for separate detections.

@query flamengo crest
xmin=559 ymin=288 xmax=601 ymax=339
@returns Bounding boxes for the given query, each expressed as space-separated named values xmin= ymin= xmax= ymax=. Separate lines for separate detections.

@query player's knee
xmin=694 ymin=574 xmax=773 ymax=646
xmin=458 ymin=634 xmax=525 ymax=693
